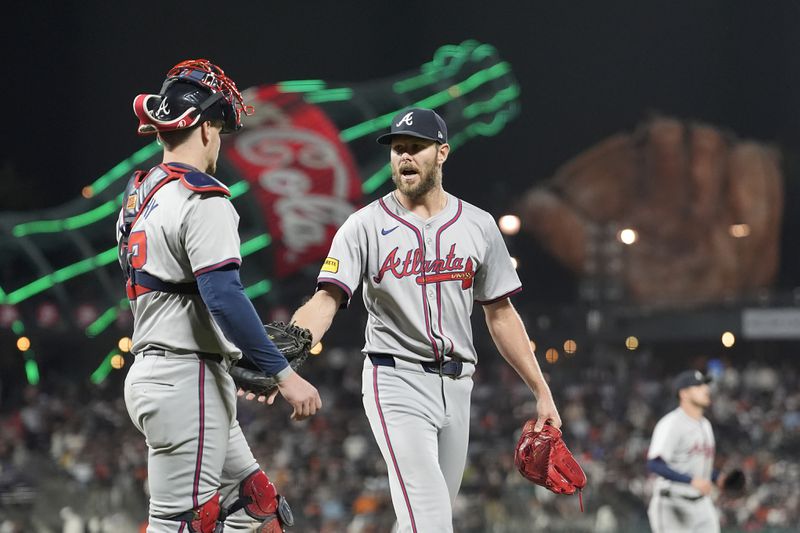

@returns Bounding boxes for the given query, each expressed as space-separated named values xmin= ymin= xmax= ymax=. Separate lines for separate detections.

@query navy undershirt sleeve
xmin=196 ymin=267 xmax=289 ymax=376
xmin=647 ymin=457 xmax=692 ymax=484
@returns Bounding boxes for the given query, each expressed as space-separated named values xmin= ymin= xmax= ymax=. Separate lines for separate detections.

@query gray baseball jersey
xmin=647 ymin=407 xmax=716 ymax=497
xmin=116 ymin=170 xmax=243 ymax=361
xmin=318 ymin=189 xmax=519 ymax=531
xmin=119 ymin=165 xmax=273 ymax=531
xmin=647 ymin=407 xmax=719 ymax=533
xmin=318 ymin=190 xmax=521 ymax=363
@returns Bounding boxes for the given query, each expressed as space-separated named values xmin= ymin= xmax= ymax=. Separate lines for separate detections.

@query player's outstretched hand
xmin=534 ymin=394 xmax=562 ymax=432
xmin=691 ymin=477 xmax=714 ymax=496
xmin=273 ymin=372 xmax=322 ymax=421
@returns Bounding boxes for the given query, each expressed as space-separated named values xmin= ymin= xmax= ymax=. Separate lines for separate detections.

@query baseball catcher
xmin=514 ymin=421 xmax=587 ymax=509
xmin=230 ymin=321 xmax=313 ymax=395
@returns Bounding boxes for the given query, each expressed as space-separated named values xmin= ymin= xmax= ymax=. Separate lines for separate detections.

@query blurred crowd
xmin=1 ymin=342 xmax=799 ymax=532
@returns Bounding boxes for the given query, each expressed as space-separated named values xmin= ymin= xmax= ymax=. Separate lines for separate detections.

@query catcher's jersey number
xmin=128 ymin=231 xmax=148 ymax=269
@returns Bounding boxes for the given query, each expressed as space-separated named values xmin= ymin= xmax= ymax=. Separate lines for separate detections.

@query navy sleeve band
xmin=197 ymin=268 xmax=289 ymax=376
xmin=647 ymin=457 xmax=692 ymax=484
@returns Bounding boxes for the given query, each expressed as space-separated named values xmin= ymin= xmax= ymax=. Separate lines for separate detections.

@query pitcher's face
xmin=390 ymin=136 xmax=446 ymax=200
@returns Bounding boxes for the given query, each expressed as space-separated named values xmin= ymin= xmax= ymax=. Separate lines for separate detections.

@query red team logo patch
xmin=373 ymin=244 xmax=474 ymax=289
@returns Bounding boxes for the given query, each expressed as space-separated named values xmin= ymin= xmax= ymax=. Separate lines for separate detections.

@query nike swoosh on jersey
xmin=381 ymin=226 xmax=399 ymax=235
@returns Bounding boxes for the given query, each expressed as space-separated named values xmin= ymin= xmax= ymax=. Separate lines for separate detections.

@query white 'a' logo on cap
xmin=396 ymin=112 xmax=414 ymax=127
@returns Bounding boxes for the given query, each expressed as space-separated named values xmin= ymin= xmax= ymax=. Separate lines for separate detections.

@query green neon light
xmin=5 ymin=247 xmax=118 ymax=305
xmin=462 ymin=84 xmax=520 ymax=119
xmin=240 ymin=234 xmax=271 ymax=257
xmin=362 ymin=164 xmax=392 ymax=195
xmin=7 ymin=46 xmax=513 ymax=241
xmin=244 ymin=279 xmax=272 ymax=299
xmin=8 ymin=43 xmax=512 ymax=241
xmin=6 ymin=230 xmax=272 ymax=307
xmin=228 ymin=180 xmax=250 ymax=199
xmin=90 ymin=142 xmax=160 ymax=195
xmin=86 ymin=299 xmax=128 ymax=338
xmin=340 ymin=62 xmax=512 ymax=142
xmin=25 ymin=357 xmax=40 ymax=385
xmin=393 ymin=41 xmax=498 ymax=94
xmin=14 ymin=179 xmax=248 ymax=239
xmin=449 ymin=104 xmax=520 ymax=150
xmin=13 ymin=196 xmax=123 ymax=237
xmin=277 ymin=80 xmax=327 ymax=92
xmin=90 ymin=350 xmax=117 ymax=384
xmin=11 ymin=320 xmax=25 ymax=335
xmin=305 ymin=88 xmax=354 ymax=104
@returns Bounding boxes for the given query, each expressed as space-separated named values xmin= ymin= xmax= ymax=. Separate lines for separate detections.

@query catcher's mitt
xmin=229 ymin=321 xmax=313 ymax=395
xmin=514 ymin=422 xmax=587 ymax=509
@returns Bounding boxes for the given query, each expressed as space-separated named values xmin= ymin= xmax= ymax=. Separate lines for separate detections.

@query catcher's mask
xmin=133 ymin=59 xmax=254 ymax=136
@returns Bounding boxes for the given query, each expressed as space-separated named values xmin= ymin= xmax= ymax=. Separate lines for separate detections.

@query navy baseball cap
xmin=376 ymin=108 xmax=448 ymax=145
xmin=674 ymin=370 xmax=712 ymax=392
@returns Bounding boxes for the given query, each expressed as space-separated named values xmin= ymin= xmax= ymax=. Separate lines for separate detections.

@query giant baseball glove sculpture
xmin=514 ymin=421 xmax=587 ymax=509
xmin=518 ymin=116 xmax=783 ymax=306
xmin=230 ymin=321 xmax=313 ymax=394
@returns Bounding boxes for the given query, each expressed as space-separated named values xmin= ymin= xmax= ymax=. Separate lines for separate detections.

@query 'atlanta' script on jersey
xmin=373 ymin=244 xmax=474 ymax=289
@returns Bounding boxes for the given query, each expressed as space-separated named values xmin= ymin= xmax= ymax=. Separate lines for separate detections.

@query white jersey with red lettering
xmin=317 ymin=189 xmax=520 ymax=532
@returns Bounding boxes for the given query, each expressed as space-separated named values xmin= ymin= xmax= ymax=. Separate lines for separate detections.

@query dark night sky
xmin=4 ymin=1 xmax=800 ymax=284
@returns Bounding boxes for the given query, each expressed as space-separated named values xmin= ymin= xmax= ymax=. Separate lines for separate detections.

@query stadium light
xmin=16 ymin=336 xmax=31 ymax=352
xmin=563 ymin=339 xmax=577 ymax=355
xmin=111 ymin=354 xmax=126 ymax=369
xmin=618 ymin=228 xmax=638 ymax=245
xmin=498 ymin=215 xmax=521 ymax=235
xmin=721 ymin=331 xmax=735 ymax=348
xmin=729 ymin=224 xmax=750 ymax=238
xmin=625 ymin=336 xmax=639 ymax=350
xmin=118 ymin=337 xmax=133 ymax=353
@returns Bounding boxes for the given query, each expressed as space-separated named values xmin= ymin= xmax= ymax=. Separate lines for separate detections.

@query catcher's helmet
xmin=133 ymin=59 xmax=253 ymax=135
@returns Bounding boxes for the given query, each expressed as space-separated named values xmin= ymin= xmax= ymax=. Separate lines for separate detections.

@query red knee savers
xmin=240 ymin=470 xmax=279 ymax=519
xmin=190 ymin=492 xmax=221 ymax=533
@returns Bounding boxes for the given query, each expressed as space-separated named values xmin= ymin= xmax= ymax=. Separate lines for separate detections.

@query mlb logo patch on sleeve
xmin=321 ymin=257 xmax=339 ymax=273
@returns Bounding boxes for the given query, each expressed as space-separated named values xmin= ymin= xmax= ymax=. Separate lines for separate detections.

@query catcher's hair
xmin=158 ymin=119 xmax=225 ymax=150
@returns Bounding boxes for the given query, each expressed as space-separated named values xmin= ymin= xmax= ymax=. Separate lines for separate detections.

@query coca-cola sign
xmin=224 ymin=87 xmax=362 ymax=277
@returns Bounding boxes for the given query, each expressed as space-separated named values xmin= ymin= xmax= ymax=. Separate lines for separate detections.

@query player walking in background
xmin=647 ymin=370 xmax=720 ymax=533
xmin=118 ymin=59 xmax=320 ymax=532
xmin=286 ymin=107 xmax=562 ymax=531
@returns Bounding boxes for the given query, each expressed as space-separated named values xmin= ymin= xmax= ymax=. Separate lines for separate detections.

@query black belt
xmin=659 ymin=489 xmax=703 ymax=501
xmin=368 ymin=354 xmax=464 ymax=378
xmin=141 ymin=349 xmax=223 ymax=364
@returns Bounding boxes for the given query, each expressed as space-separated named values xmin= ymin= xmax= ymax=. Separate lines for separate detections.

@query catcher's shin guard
xmin=224 ymin=470 xmax=294 ymax=532
xmin=157 ymin=492 xmax=221 ymax=533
